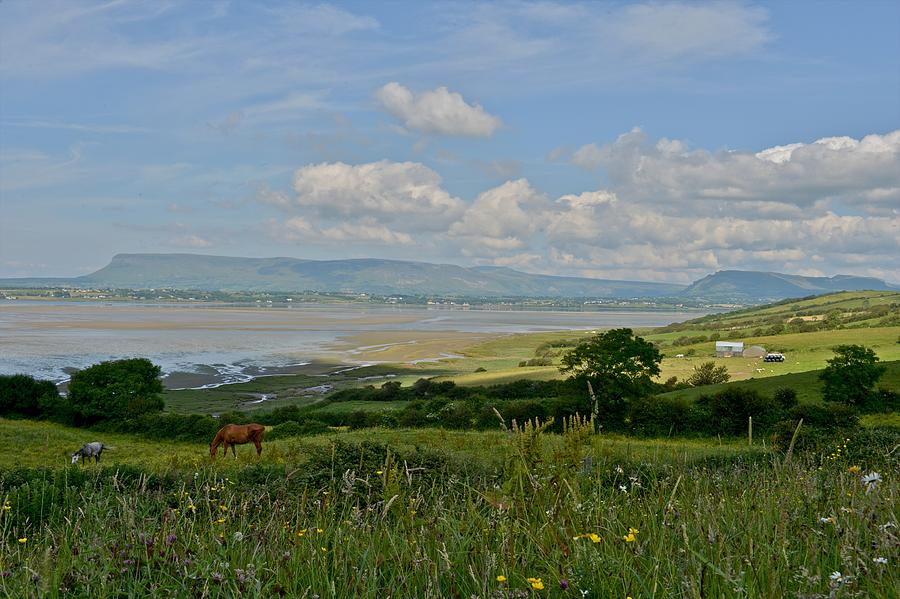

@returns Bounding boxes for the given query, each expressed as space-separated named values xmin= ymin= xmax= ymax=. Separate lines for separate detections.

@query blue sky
xmin=1 ymin=0 xmax=898 ymax=283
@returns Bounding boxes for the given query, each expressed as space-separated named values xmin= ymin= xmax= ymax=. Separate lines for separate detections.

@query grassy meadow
xmin=1 ymin=418 xmax=898 ymax=598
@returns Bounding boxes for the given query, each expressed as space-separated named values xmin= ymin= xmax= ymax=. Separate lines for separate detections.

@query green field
xmin=1 ymin=418 xmax=897 ymax=597
xmin=657 ymin=359 xmax=900 ymax=404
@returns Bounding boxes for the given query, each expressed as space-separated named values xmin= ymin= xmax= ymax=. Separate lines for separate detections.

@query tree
xmin=819 ymin=345 xmax=886 ymax=406
xmin=67 ymin=358 xmax=164 ymax=425
xmin=687 ymin=361 xmax=730 ymax=387
xmin=560 ymin=328 xmax=662 ymax=403
xmin=0 ymin=374 xmax=61 ymax=419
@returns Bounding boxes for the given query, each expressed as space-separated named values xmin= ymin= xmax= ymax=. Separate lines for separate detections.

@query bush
xmin=773 ymin=387 xmax=798 ymax=411
xmin=686 ymin=362 xmax=730 ymax=386
xmin=697 ymin=387 xmax=783 ymax=436
xmin=0 ymin=374 xmax=62 ymax=420
xmin=67 ymin=358 xmax=164 ymax=425
xmin=265 ymin=419 xmax=330 ymax=439
xmin=771 ymin=403 xmax=860 ymax=453
xmin=627 ymin=396 xmax=690 ymax=437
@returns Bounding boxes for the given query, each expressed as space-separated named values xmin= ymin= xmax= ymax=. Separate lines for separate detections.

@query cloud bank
xmin=261 ymin=129 xmax=900 ymax=283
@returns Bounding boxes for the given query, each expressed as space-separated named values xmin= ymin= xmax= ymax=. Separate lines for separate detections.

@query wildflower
xmin=17 ymin=537 xmax=26 ymax=544
xmin=848 ymin=465 xmax=861 ymax=473
xmin=818 ymin=517 xmax=835 ymax=524
xmin=211 ymin=572 xmax=223 ymax=584
xmin=233 ymin=532 xmax=244 ymax=542
xmin=0 ymin=571 xmax=11 ymax=578
xmin=527 ymin=577 xmax=544 ymax=590
xmin=316 ymin=528 xmax=324 ymax=533
xmin=3 ymin=501 xmax=10 ymax=512
xmin=829 ymin=571 xmax=843 ymax=583
xmin=862 ymin=472 xmax=882 ymax=492
xmin=618 ymin=485 xmax=627 ymax=492
xmin=166 ymin=534 xmax=177 ymax=545
xmin=219 ymin=505 xmax=228 ymax=511
xmin=217 ymin=518 xmax=226 ymax=524
xmin=320 ymin=547 xmax=327 ymax=553
xmin=873 ymin=557 xmax=888 ymax=565
xmin=560 ymin=579 xmax=569 ymax=590
xmin=376 ymin=470 xmax=384 ymax=475
xmin=496 ymin=575 xmax=507 ymax=582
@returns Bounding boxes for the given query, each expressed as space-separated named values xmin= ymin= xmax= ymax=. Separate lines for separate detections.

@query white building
xmin=715 ymin=341 xmax=744 ymax=357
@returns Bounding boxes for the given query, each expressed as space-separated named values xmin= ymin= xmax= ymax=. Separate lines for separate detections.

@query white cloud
xmin=449 ymin=179 xmax=548 ymax=255
xmin=266 ymin=216 xmax=413 ymax=246
xmin=608 ymin=1 xmax=771 ymax=60
xmin=376 ymin=82 xmax=501 ymax=137
xmin=169 ymin=234 xmax=212 ymax=248
xmin=288 ymin=160 xmax=464 ymax=228
xmin=571 ymin=128 xmax=900 ymax=210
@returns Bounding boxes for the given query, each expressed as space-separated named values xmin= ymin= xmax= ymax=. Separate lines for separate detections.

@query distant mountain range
xmin=1 ymin=253 xmax=897 ymax=303
xmin=681 ymin=270 xmax=899 ymax=302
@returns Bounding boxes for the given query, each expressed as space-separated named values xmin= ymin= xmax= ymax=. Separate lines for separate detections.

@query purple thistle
xmin=559 ymin=579 xmax=569 ymax=590
xmin=166 ymin=534 xmax=177 ymax=545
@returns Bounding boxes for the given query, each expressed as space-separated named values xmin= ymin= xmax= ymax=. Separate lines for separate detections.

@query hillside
xmin=2 ymin=254 xmax=896 ymax=303
xmin=682 ymin=270 xmax=898 ymax=302
xmin=651 ymin=290 xmax=900 ymax=339
xmin=656 ymin=359 xmax=900 ymax=405
xmin=16 ymin=253 xmax=686 ymax=298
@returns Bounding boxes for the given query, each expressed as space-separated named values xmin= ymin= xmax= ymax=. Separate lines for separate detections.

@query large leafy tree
xmin=560 ymin=328 xmax=662 ymax=402
xmin=819 ymin=345 xmax=885 ymax=406
xmin=67 ymin=358 xmax=164 ymax=424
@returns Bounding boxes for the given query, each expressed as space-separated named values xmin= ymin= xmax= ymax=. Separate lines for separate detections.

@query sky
xmin=1 ymin=0 xmax=898 ymax=284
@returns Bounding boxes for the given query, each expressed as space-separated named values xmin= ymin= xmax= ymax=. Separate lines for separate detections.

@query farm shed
xmin=743 ymin=345 xmax=767 ymax=358
xmin=715 ymin=341 xmax=744 ymax=357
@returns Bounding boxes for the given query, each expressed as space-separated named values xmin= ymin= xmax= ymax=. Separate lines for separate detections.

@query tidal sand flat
xmin=0 ymin=301 xmax=702 ymax=388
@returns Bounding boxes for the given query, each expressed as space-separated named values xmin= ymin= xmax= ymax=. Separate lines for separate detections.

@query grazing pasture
xmin=1 ymin=418 xmax=897 ymax=598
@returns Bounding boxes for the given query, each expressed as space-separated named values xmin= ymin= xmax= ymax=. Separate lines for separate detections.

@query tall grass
xmin=0 ymin=426 xmax=896 ymax=598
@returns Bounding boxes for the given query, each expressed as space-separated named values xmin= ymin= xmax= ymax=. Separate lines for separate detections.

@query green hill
xmin=657 ymin=359 xmax=900 ymax=404
xmin=682 ymin=270 xmax=898 ymax=302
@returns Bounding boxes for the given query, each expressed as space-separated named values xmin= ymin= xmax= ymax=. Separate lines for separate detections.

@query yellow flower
xmin=376 ymin=470 xmax=384 ymax=475
xmin=219 ymin=505 xmax=228 ymax=511
xmin=216 ymin=518 xmax=226 ymax=524
xmin=628 ymin=527 xmax=639 ymax=534
xmin=527 ymin=577 xmax=544 ymax=590
xmin=848 ymin=465 xmax=861 ymax=473
xmin=18 ymin=537 xmax=27 ymax=544
xmin=316 ymin=528 xmax=324 ymax=533
xmin=624 ymin=533 xmax=636 ymax=543
xmin=496 ymin=575 xmax=507 ymax=582
xmin=3 ymin=504 xmax=10 ymax=512
xmin=320 ymin=547 xmax=327 ymax=552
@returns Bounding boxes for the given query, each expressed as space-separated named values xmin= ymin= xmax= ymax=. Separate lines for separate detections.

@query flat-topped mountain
xmin=682 ymin=270 xmax=898 ymax=302
xmin=74 ymin=253 xmax=684 ymax=298
xmin=2 ymin=255 xmax=896 ymax=303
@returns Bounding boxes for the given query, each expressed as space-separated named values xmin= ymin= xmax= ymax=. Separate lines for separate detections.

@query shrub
xmin=67 ymin=358 xmax=164 ymax=425
xmin=0 ymin=374 xmax=62 ymax=420
xmin=773 ymin=387 xmax=798 ymax=411
xmin=697 ymin=387 xmax=783 ymax=436
xmin=627 ymin=396 xmax=690 ymax=437
xmin=686 ymin=361 xmax=730 ymax=386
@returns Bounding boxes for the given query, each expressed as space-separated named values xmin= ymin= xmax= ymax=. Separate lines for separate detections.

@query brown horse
xmin=210 ymin=423 xmax=265 ymax=458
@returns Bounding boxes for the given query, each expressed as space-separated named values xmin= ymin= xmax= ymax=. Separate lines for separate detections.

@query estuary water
xmin=0 ymin=301 xmax=703 ymax=388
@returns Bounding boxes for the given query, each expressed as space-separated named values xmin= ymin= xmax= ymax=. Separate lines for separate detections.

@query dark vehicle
xmin=764 ymin=353 xmax=785 ymax=362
